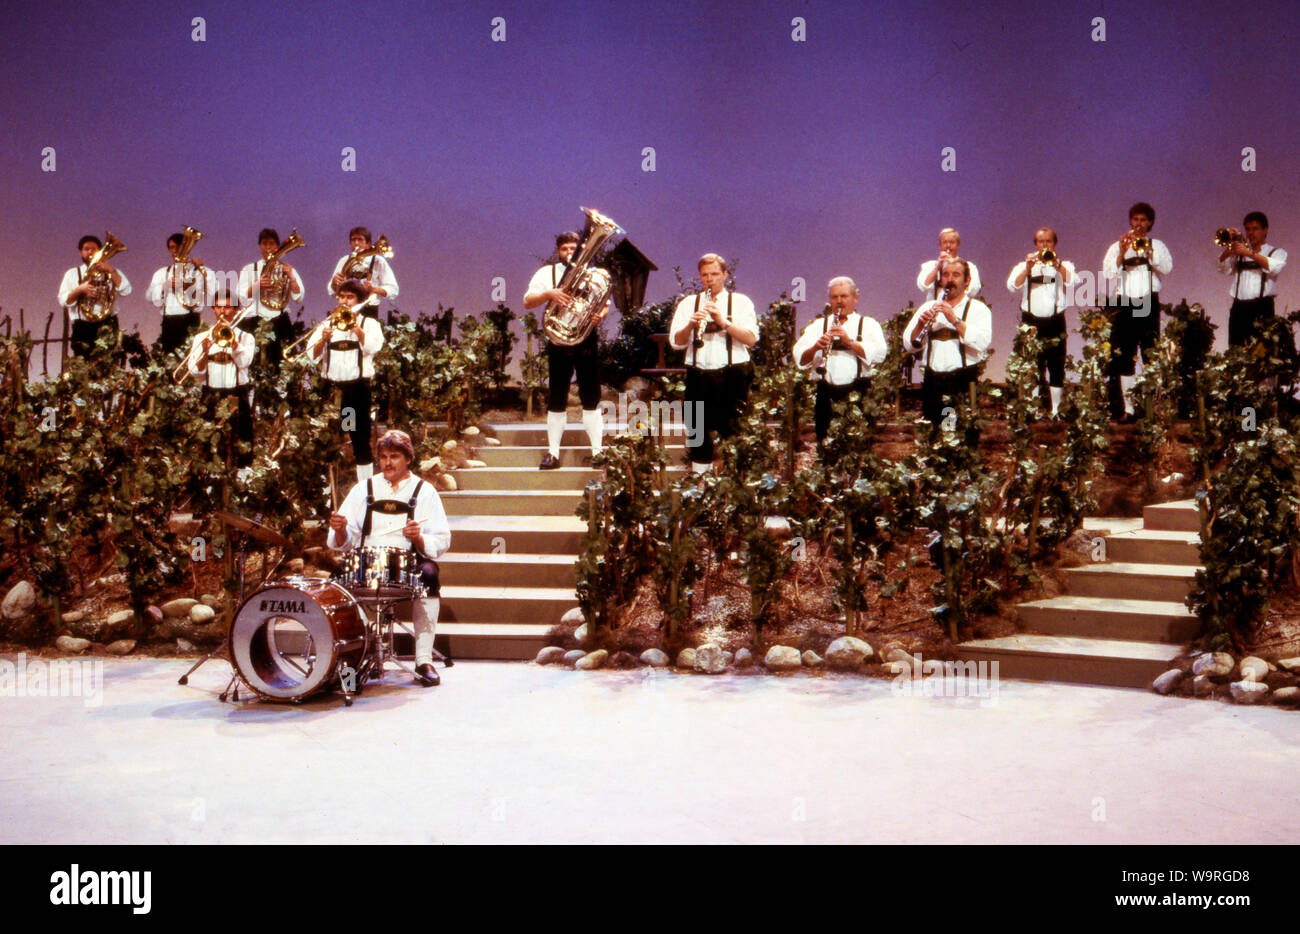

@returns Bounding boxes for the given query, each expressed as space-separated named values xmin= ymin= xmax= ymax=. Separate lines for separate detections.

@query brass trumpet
xmin=1036 ymin=248 xmax=1058 ymax=266
xmin=1125 ymin=227 xmax=1152 ymax=257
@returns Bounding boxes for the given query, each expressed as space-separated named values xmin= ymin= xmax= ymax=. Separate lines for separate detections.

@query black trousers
xmin=1106 ymin=292 xmax=1160 ymax=417
xmin=202 ymin=386 xmax=254 ymax=467
xmin=69 ymin=315 xmax=120 ymax=358
xmin=238 ymin=312 xmax=295 ymax=367
xmin=160 ymin=312 xmax=201 ymax=355
xmin=684 ymin=364 xmax=752 ymax=465
xmin=814 ymin=379 xmax=869 ymax=442
xmin=336 ymin=379 xmax=374 ymax=466
xmin=1022 ymin=311 xmax=1066 ymax=399
xmin=546 ymin=332 xmax=601 ymax=411
xmin=921 ymin=366 xmax=977 ymax=426
xmin=1228 ymin=296 xmax=1275 ymax=347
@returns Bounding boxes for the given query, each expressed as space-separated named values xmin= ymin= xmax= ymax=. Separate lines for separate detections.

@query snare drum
xmin=230 ymin=577 xmax=368 ymax=702
xmin=337 ymin=545 xmax=426 ymax=597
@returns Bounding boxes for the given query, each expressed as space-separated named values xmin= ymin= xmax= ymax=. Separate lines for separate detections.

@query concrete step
xmin=440 ymin=490 xmax=583 ymax=517
xmin=476 ymin=445 xmax=685 ymax=468
xmin=1016 ymin=596 xmax=1200 ymax=643
xmin=438 ymin=553 xmax=576 ymax=589
xmin=450 ymin=465 xmax=687 ymax=491
xmin=1142 ymin=500 xmax=1201 ymax=533
xmin=439 ymin=584 xmax=577 ymax=624
xmin=1104 ymin=529 xmax=1201 ymax=566
xmin=1063 ymin=562 xmax=1199 ymax=603
xmin=446 ymin=515 xmax=586 ymax=554
xmin=437 ymin=622 xmax=553 ymax=661
xmin=956 ymin=634 xmax=1181 ymax=689
xmin=484 ymin=422 xmax=686 ymax=447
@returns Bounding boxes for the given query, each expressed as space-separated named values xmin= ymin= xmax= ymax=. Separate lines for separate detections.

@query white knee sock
xmin=1119 ymin=376 xmax=1136 ymax=414
xmin=413 ymin=597 xmax=439 ymax=666
xmin=1049 ymin=386 xmax=1062 ymax=415
xmin=582 ymin=408 xmax=603 ymax=456
xmin=691 ymin=460 xmax=711 ymax=475
xmin=546 ymin=411 xmax=565 ymax=458
xmin=356 ymin=462 xmax=373 ymax=483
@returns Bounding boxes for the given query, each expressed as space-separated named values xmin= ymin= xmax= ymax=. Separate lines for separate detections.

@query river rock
xmin=764 ymin=645 xmax=802 ymax=671
xmin=574 ymin=649 xmax=608 ymax=671
xmin=694 ymin=644 xmax=728 ymax=674
xmin=462 ymin=426 xmax=480 ymax=437
xmin=1277 ymin=657 xmax=1300 ymax=672
xmin=435 ymin=474 xmax=457 ymax=492
xmin=1192 ymin=652 xmax=1234 ymax=680
xmin=764 ymin=516 xmax=793 ymax=539
xmin=55 ymin=635 xmax=90 ymax=654
xmin=640 ymin=648 xmax=669 ymax=668
xmin=177 ymin=639 xmax=195 ymax=652
xmin=560 ymin=607 xmax=585 ymax=627
xmin=199 ymin=593 xmax=220 ymax=609
xmin=825 ymin=636 xmax=873 ymax=668
xmin=676 ymin=648 xmax=696 ymax=669
xmin=574 ymin=623 xmax=590 ymax=646
xmin=67 ymin=615 xmax=104 ymax=641
xmin=734 ymin=648 xmax=754 ymax=668
xmin=107 ymin=609 xmax=134 ymax=627
xmin=1152 ymin=669 xmax=1184 ymax=695
xmin=483 ymin=436 xmax=501 ymax=447
xmin=562 ymin=649 xmax=585 ymax=667
xmin=1272 ymin=686 xmax=1300 ymax=706
xmin=802 ymin=650 xmax=824 ymax=668
xmin=1230 ymin=680 xmax=1270 ymax=704
xmin=1192 ymin=674 xmax=1215 ymax=697
xmin=105 ymin=639 xmax=136 ymax=656
xmin=145 ymin=605 xmax=164 ymax=626
xmin=61 ymin=609 xmax=87 ymax=624
xmin=419 ymin=456 xmax=441 ymax=473
xmin=2 ymin=581 xmax=36 ymax=620
xmin=441 ymin=439 xmax=458 ymax=452
xmin=465 ymin=459 xmax=488 ymax=469
xmin=191 ymin=604 xmax=216 ymax=624
xmin=536 ymin=646 xmax=567 ymax=665
xmin=161 ymin=598 xmax=198 ymax=618
xmin=1239 ymin=656 xmax=1270 ymax=682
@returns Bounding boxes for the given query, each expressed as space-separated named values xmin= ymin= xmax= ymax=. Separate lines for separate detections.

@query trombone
xmin=1214 ymin=227 xmax=1245 ymax=248
xmin=284 ymin=304 xmax=361 ymax=360
xmin=172 ymin=307 xmax=254 ymax=382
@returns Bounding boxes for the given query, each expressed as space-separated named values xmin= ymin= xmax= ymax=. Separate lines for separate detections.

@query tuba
xmin=342 ymin=234 xmax=393 ymax=285
xmin=174 ymin=225 xmax=206 ymax=312
xmin=542 ymin=208 xmax=622 ymax=346
xmin=78 ymin=232 xmax=127 ymax=322
xmin=259 ymin=228 xmax=305 ymax=311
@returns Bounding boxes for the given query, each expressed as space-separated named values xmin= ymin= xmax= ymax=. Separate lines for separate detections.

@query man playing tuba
xmin=328 ymin=226 xmax=398 ymax=323
xmin=308 ymin=282 xmax=385 ymax=483
xmin=150 ymin=230 xmax=214 ymax=354
xmin=238 ymin=228 xmax=303 ymax=367
xmin=58 ymin=234 xmax=132 ymax=359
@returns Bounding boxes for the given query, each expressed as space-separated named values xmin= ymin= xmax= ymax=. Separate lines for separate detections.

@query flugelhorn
xmin=79 ymin=232 xmax=127 ymax=322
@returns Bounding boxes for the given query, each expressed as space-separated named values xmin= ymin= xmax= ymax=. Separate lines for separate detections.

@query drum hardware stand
xmin=177 ymin=529 xmax=251 ymax=692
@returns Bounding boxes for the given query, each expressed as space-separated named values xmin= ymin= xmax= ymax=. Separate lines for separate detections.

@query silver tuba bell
xmin=542 ymin=208 xmax=623 ymax=346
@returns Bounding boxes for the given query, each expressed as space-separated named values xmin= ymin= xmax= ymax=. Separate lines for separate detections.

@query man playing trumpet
xmin=328 ymin=226 xmax=399 ymax=322
xmin=308 ymin=281 xmax=385 ymax=482
xmin=184 ymin=288 xmax=256 ymax=471
xmin=903 ymin=259 xmax=992 ymax=429
xmin=58 ymin=234 xmax=132 ymax=359
xmin=792 ymin=276 xmax=888 ymax=445
xmin=1218 ymin=212 xmax=1287 ymax=347
xmin=1101 ymin=202 xmax=1172 ymax=422
xmin=917 ymin=227 xmax=982 ymax=300
xmin=1007 ymin=228 xmax=1075 ymax=418
xmin=150 ymin=231 xmax=214 ymax=354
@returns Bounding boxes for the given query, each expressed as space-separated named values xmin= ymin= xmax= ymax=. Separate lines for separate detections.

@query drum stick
xmin=329 ymin=464 xmax=339 ymax=513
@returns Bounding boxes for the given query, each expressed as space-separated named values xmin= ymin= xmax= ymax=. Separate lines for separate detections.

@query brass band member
xmin=238 ymin=228 xmax=303 ymax=366
xmin=523 ymin=231 xmax=607 ymax=469
xmin=184 ymin=289 xmax=256 ymax=472
xmin=903 ymin=259 xmax=992 ymax=428
xmin=328 ymin=226 xmax=398 ymax=321
xmin=150 ymin=232 xmax=214 ymax=354
xmin=1219 ymin=211 xmax=1287 ymax=347
xmin=1101 ymin=202 xmax=1173 ymax=422
xmin=792 ymin=276 xmax=888 ymax=444
xmin=917 ymin=227 xmax=982 ymax=299
xmin=329 ymin=429 xmax=450 ymax=687
xmin=1007 ymin=227 xmax=1075 ymax=418
xmin=58 ymin=234 xmax=132 ymax=359
xmin=668 ymin=253 xmax=758 ymax=473
xmin=308 ymin=282 xmax=385 ymax=483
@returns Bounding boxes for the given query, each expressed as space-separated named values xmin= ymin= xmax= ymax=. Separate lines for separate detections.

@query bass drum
xmin=230 ymin=578 xmax=368 ymax=702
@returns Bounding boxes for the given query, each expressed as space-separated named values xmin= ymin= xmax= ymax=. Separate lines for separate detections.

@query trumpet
xmin=1214 ymin=227 xmax=1244 ymax=248
xmin=1124 ymin=227 xmax=1152 ymax=257
xmin=1035 ymin=248 xmax=1058 ymax=265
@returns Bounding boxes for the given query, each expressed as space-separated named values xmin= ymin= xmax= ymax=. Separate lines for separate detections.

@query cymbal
xmin=215 ymin=510 xmax=290 ymax=548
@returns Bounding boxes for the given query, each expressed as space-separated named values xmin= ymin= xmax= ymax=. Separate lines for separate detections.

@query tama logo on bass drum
xmin=258 ymin=598 xmax=307 ymax=613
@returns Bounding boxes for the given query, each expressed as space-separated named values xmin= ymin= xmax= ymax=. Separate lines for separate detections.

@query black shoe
xmin=415 ymin=663 xmax=440 ymax=687
xmin=539 ymin=453 xmax=561 ymax=470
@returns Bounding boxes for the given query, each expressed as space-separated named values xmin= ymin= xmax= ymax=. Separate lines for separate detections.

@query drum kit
xmin=177 ymin=511 xmax=451 ymax=707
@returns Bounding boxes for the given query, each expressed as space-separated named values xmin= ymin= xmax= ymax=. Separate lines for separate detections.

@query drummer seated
xmin=327 ymin=429 xmax=451 ymax=686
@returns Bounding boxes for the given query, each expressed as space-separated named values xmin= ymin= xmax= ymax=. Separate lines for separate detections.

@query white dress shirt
xmin=917 ymin=259 xmax=982 ymax=299
xmin=792 ymin=311 xmax=888 ymax=385
xmin=1006 ymin=260 xmax=1077 ymax=317
xmin=330 ymin=471 xmax=451 ymax=557
xmin=904 ymin=295 xmax=993 ymax=373
xmin=185 ymin=326 xmax=255 ymax=388
xmin=58 ymin=264 xmax=133 ymax=322
xmin=149 ymin=263 xmax=216 ymax=316
xmin=1220 ymin=243 xmax=1286 ymax=300
xmin=328 ymin=253 xmax=399 ymax=308
xmin=667 ymin=289 xmax=758 ymax=370
xmin=310 ymin=315 xmax=385 ymax=382
xmin=238 ymin=259 xmax=305 ymax=319
xmin=1102 ymin=239 xmax=1173 ymax=301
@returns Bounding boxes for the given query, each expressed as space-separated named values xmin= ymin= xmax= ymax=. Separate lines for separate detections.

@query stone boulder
xmin=535 ymin=646 xmax=566 ymax=665
xmin=764 ymin=645 xmax=802 ymax=671
xmin=190 ymin=604 xmax=216 ymax=624
xmin=1192 ymin=652 xmax=1234 ymax=680
xmin=825 ymin=636 xmax=873 ymax=669
xmin=675 ymin=648 xmax=697 ymax=669
xmin=802 ymin=650 xmax=824 ymax=668
xmin=1151 ymin=669 xmax=1184 ymax=695
xmin=574 ymin=623 xmax=590 ymax=646
xmin=640 ymin=648 xmax=669 ymax=668
xmin=105 ymin=639 xmax=136 ymax=656
xmin=2 ymin=581 xmax=36 ymax=620
xmin=694 ymin=644 xmax=728 ymax=674
xmin=734 ymin=648 xmax=754 ymax=669
xmin=55 ymin=635 xmax=90 ymax=654
xmin=1230 ymin=680 xmax=1270 ymax=705
xmin=1272 ymin=686 xmax=1300 ymax=706
xmin=562 ymin=649 xmax=585 ymax=667
xmin=574 ymin=649 xmax=608 ymax=671
xmin=560 ymin=607 xmax=585 ymax=627
xmin=1239 ymin=656 xmax=1270 ymax=682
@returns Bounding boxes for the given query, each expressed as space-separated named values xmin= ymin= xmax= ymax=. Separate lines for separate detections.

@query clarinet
xmin=815 ymin=303 xmax=832 ymax=377
xmin=692 ymin=288 xmax=710 ymax=350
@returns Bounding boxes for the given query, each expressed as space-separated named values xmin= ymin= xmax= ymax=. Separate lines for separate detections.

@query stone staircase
xmin=435 ymin=423 xmax=684 ymax=660
xmin=956 ymin=500 xmax=1203 ymax=688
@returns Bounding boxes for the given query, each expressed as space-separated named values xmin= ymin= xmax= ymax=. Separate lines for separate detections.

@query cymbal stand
xmin=177 ymin=529 xmax=252 ymax=696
